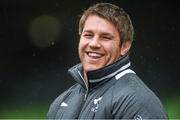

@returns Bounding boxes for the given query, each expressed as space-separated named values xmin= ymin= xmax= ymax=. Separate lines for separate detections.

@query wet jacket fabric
xmin=47 ymin=55 xmax=168 ymax=119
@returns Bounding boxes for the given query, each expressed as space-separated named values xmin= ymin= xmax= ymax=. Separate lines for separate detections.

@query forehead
xmin=83 ymin=15 xmax=119 ymax=36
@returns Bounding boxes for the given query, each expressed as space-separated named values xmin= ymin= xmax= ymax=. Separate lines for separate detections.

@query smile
xmin=87 ymin=52 xmax=103 ymax=59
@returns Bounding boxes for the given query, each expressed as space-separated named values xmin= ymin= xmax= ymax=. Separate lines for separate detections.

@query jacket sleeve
xmin=47 ymin=83 xmax=79 ymax=119
xmin=47 ymin=90 xmax=70 ymax=119
xmin=111 ymin=86 xmax=168 ymax=119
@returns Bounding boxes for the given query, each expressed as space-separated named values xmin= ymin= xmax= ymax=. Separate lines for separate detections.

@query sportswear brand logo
xmin=60 ymin=102 xmax=68 ymax=107
xmin=134 ymin=115 xmax=142 ymax=120
xmin=91 ymin=97 xmax=102 ymax=112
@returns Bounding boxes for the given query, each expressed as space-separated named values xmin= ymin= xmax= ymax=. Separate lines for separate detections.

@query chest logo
xmin=60 ymin=102 xmax=68 ymax=107
xmin=91 ymin=97 xmax=102 ymax=112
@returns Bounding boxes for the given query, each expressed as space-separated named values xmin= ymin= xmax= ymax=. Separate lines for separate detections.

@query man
xmin=47 ymin=3 xmax=168 ymax=119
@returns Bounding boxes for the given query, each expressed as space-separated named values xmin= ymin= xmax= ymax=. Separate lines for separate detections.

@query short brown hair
xmin=79 ymin=3 xmax=134 ymax=43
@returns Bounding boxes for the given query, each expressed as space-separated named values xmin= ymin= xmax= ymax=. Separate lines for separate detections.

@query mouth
xmin=86 ymin=51 xmax=104 ymax=59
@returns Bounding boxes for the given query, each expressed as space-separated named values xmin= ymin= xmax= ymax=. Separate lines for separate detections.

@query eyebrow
xmin=101 ymin=32 xmax=113 ymax=36
xmin=82 ymin=30 xmax=93 ymax=34
xmin=83 ymin=30 xmax=114 ymax=37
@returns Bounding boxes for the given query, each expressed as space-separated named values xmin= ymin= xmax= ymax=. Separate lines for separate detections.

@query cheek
xmin=106 ymin=43 xmax=121 ymax=58
xmin=78 ymin=39 xmax=87 ymax=56
xmin=78 ymin=43 xmax=83 ymax=59
xmin=78 ymin=38 xmax=84 ymax=50
xmin=105 ymin=42 xmax=117 ymax=52
xmin=79 ymin=38 xmax=87 ymax=47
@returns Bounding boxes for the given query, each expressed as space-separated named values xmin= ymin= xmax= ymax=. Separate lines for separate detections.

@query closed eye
xmin=100 ymin=33 xmax=113 ymax=41
xmin=83 ymin=33 xmax=93 ymax=39
xmin=101 ymin=36 xmax=112 ymax=41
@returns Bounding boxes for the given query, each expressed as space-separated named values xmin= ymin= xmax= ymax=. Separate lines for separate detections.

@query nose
xmin=89 ymin=36 xmax=101 ymax=48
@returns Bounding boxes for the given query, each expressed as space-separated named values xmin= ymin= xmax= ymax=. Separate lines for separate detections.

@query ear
xmin=120 ymin=41 xmax=132 ymax=56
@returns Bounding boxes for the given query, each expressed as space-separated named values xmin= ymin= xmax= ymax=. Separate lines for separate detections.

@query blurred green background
xmin=0 ymin=0 xmax=179 ymax=119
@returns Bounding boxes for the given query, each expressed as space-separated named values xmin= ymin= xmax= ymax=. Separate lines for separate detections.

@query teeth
xmin=88 ymin=52 xmax=102 ymax=58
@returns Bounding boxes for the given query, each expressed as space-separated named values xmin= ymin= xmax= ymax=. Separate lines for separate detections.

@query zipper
xmin=77 ymin=70 xmax=89 ymax=97
xmin=77 ymin=70 xmax=89 ymax=118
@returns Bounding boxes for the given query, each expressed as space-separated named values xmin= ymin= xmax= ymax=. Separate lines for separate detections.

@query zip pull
xmin=84 ymin=90 xmax=88 ymax=101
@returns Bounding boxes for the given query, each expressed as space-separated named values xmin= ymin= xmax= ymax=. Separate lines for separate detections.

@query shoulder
xmin=112 ymin=73 xmax=161 ymax=106
xmin=47 ymin=83 xmax=80 ymax=118
xmin=113 ymin=73 xmax=154 ymax=97
xmin=111 ymin=73 xmax=168 ymax=118
xmin=52 ymin=83 xmax=80 ymax=104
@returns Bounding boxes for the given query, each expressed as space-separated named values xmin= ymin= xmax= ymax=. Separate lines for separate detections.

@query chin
xmin=85 ymin=65 xmax=103 ymax=72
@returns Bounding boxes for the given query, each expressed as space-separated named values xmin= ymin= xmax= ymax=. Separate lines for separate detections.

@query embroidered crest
xmin=91 ymin=97 xmax=102 ymax=112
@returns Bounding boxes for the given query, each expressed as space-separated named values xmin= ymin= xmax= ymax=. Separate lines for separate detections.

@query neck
xmin=83 ymin=71 xmax=89 ymax=84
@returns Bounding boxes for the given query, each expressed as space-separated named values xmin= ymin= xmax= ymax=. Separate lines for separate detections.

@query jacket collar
xmin=68 ymin=55 xmax=131 ymax=90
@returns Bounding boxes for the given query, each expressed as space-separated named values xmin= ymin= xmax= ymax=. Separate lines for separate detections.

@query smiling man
xmin=47 ymin=3 xmax=168 ymax=119
xmin=79 ymin=15 xmax=128 ymax=81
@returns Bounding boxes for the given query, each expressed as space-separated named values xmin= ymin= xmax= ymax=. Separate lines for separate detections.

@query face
xmin=79 ymin=15 xmax=128 ymax=75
